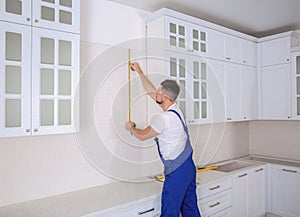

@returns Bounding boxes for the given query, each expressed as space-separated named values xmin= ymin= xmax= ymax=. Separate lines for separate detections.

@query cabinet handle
xmin=35 ymin=19 xmax=39 ymax=22
xmin=34 ymin=128 xmax=38 ymax=132
xmin=209 ymin=185 xmax=220 ymax=191
xmin=137 ymin=208 xmax=155 ymax=215
xmin=227 ymin=117 xmax=232 ymax=120
xmin=25 ymin=129 xmax=30 ymax=133
xmin=282 ymin=169 xmax=297 ymax=173
xmin=209 ymin=202 xmax=220 ymax=208
xmin=244 ymin=117 xmax=247 ymax=119
xmin=288 ymin=116 xmax=291 ymax=119
xmin=26 ymin=17 xmax=30 ymax=21
xmin=287 ymin=59 xmax=290 ymax=62
xmin=238 ymin=173 xmax=247 ymax=178
xmin=255 ymin=168 xmax=264 ymax=172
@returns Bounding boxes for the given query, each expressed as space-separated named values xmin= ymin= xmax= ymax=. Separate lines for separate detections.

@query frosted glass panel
xmin=202 ymin=102 xmax=207 ymax=118
xmin=297 ymin=56 xmax=300 ymax=74
xmin=193 ymin=61 xmax=199 ymax=79
xmin=297 ymin=97 xmax=300 ymax=115
xmin=40 ymin=100 xmax=54 ymax=126
xmin=59 ymin=40 xmax=71 ymax=66
xmin=170 ymin=23 xmax=176 ymax=34
xmin=6 ymin=0 xmax=22 ymax=15
xmin=201 ymin=43 xmax=206 ymax=52
xmin=193 ymin=30 xmax=198 ymax=39
xmin=170 ymin=58 xmax=177 ymax=77
xmin=179 ymin=80 xmax=185 ymax=98
xmin=6 ymin=32 xmax=21 ymax=61
xmin=193 ymin=41 xmax=199 ymax=51
xmin=179 ymin=59 xmax=185 ymax=77
xmin=194 ymin=102 xmax=199 ymax=119
xmin=59 ymin=100 xmax=71 ymax=125
xmin=201 ymin=82 xmax=207 ymax=99
xmin=42 ymin=0 xmax=55 ymax=3
xmin=5 ymin=66 xmax=21 ymax=94
xmin=179 ymin=38 xmax=185 ymax=48
xmin=179 ymin=26 xmax=185 ymax=36
xmin=194 ymin=82 xmax=199 ymax=99
xmin=297 ymin=77 xmax=300 ymax=95
xmin=201 ymin=63 xmax=207 ymax=79
xmin=201 ymin=32 xmax=206 ymax=41
xmin=170 ymin=36 xmax=176 ymax=46
xmin=59 ymin=70 xmax=71 ymax=95
xmin=40 ymin=68 xmax=54 ymax=95
xmin=59 ymin=10 xmax=72 ymax=25
xmin=41 ymin=37 xmax=54 ymax=64
xmin=60 ymin=0 xmax=72 ymax=7
xmin=180 ymin=101 xmax=186 ymax=117
xmin=5 ymin=99 xmax=21 ymax=127
xmin=41 ymin=6 xmax=55 ymax=21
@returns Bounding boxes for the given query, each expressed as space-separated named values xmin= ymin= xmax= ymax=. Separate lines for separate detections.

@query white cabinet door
xmin=32 ymin=0 xmax=80 ymax=33
xmin=225 ymin=63 xmax=241 ymax=121
xmin=241 ymin=40 xmax=257 ymax=67
xmin=261 ymin=64 xmax=292 ymax=120
xmin=0 ymin=0 xmax=31 ymax=25
xmin=291 ymin=51 xmax=300 ymax=120
xmin=206 ymin=29 xmax=225 ymax=61
xmin=31 ymin=27 xmax=79 ymax=135
xmin=248 ymin=166 xmax=266 ymax=217
xmin=224 ymin=35 xmax=241 ymax=64
xmin=188 ymin=24 xmax=208 ymax=56
xmin=209 ymin=207 xmax=232 ymax=217
xmin=271 ymin=165 xmax=300 ymax=217
xmin=261 ymin=37 xmax=290 ymax=66
xmin=0 ymin=21 xmax=31 ymax=137
xmin=232 ymin=170 xmax=249 ymax=217
xmin=240 ymin=66 xmax=257 ymax=120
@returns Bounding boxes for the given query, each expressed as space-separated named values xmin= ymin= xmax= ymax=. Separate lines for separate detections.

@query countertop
xmin=0 ymin=155 xmax=299 ymax=217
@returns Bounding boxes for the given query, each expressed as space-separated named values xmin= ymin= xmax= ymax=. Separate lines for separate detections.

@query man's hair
xmin=160 ymin=79 xmax=180 ymax=102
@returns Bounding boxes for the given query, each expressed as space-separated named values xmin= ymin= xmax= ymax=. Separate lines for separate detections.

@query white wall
xmin=249 ymin=121 xmax=300 ymax=161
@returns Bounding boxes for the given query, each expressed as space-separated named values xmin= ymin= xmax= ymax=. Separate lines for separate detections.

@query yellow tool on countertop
xmin=155 ymin=165 xmax=219 ymax=181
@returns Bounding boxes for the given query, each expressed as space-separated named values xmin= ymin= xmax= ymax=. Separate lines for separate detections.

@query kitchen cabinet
xmin=100 ymin=198 xmax=161 ymax=217
xmin=261 ymin=37 xmax=290 ymax=67
xmin=248 ymin=166 xmax=266 ymax=217
xmin=164 ymin=16 xmax=208 ymax=56
xmin=0 ymin=0 xmax=80 ymax=33
xmin=271 ymin=165 xmax=300 ymax=217
xmin=261 ymin=64 xmax=291 ymax=120
xmin=232 ymin=170 xmax=249 ymax=217
xmin=0 ymin=1 xmax=80 ymax=137
xmin=165 ymin=51 xmax=211 ymax=124
xmin=0 ymin=21 xmax=31 ymax=137
xmin=291 ymin=49 xmax=300 ymax=120
xmin=197 ymin=177 xmax=233 ymax=217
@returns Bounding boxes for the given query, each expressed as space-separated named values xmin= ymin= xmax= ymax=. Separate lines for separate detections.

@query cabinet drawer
xmin=209 ymin=207 xmax=232 ymax=217
xmin=198 ymin=189 xmax=232 ymax=216
xmin=105 ymin=199 xmax=160 ymax=217
xmin=197 ymin=178 xmax=232 ymax=199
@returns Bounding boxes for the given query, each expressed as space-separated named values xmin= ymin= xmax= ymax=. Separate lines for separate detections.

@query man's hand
xmin=125 ymin=121 xmax=136 ymax=131
xmin=130 ymin=62 xmax=143 ymax=75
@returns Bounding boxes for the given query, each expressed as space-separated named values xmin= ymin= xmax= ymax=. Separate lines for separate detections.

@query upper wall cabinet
xmin=261 ymin=37 xmax=291 ymax=67
xmin=0 ymin=0 xmax=80 ymax=33
xmin=291 ymin=49 xmax=300 ymax=120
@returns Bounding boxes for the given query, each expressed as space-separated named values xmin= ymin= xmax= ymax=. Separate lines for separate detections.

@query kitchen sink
xmin=215 ymin=161 xmax=255 ymax=172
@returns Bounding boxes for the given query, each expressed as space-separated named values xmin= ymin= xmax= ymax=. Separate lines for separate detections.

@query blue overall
xmin=154 ymin=109 xmax=201 ymax=217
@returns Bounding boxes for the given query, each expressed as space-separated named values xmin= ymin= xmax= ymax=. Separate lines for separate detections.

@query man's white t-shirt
xmin=150 ymin=103 xmax=187 ymax=160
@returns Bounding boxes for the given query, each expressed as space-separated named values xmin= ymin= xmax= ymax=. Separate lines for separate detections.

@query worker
xmin=125 ymin=62 xmax=201 ymax=217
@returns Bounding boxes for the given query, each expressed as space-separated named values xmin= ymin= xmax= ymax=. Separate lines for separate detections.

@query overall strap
xmin=168 ymin=109 xmax=189 ymax=135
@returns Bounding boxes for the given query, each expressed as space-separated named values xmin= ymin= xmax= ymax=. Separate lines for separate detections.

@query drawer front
xmin=208 ymin=207 xmax=232 ymax=217
xmin=107 ymin=199 xmax=160 ymax=217
xmin=198 ymin=178 xmax=232 ymax=199
xmin=198 ymin=189 xmax=232 ymax=216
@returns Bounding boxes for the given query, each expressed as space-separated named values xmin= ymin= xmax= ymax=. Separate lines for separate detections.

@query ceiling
xmin=108 ymin=0 xmax=300 ymax=38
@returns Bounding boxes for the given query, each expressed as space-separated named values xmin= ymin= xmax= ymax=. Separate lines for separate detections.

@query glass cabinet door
xmin=31 ymin=27 xmax=79 ymax=135
xmin=291 ymin=52 xmax=300 ymax=119
xmin=0 ymin=0 xmax=31 ymax=25
xmin=32 ymin=0 xmax=80 ymax=33
xmin=0 ymin=22 xmax=31 ymax=137
xmin=167 ymin=54 xmax=188 ymax=120
xmin=190 ymin=26 xmax=207 ymax=55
